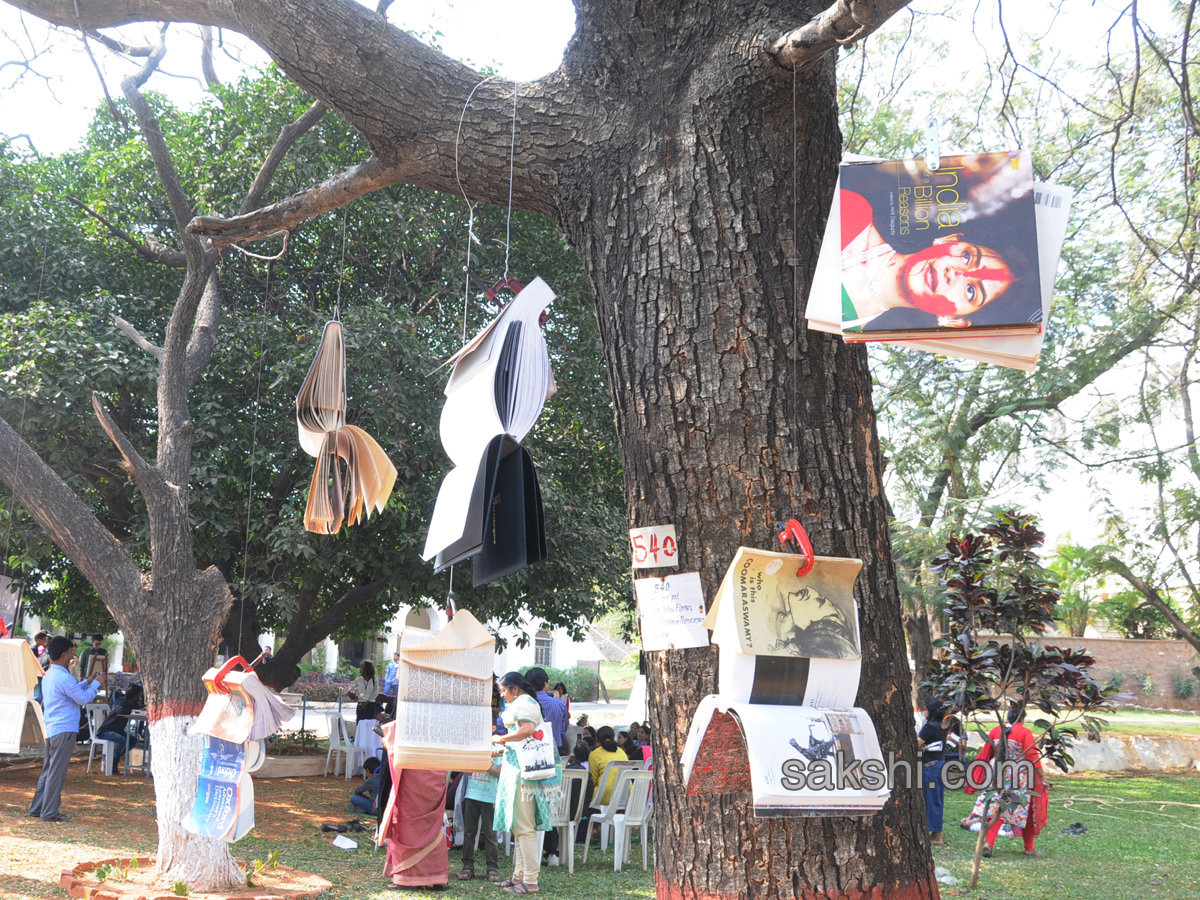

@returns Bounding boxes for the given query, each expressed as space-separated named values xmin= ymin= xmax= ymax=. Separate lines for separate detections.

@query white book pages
xmin=423 ymin=278 xmax=556 ymax=562
xmin=680 ymin=697 xmax=889 ymax=816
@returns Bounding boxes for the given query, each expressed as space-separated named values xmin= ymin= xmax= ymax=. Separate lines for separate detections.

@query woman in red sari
xmin=967 ymin=705 xmax=1048 ymax=858
xmin=378 ymin=722 xmax=449 ymax=889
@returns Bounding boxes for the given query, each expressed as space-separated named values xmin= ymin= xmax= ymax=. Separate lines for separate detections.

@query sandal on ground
xmin=458 ymin=869 xmax=475 ymax=881
xmin=496 ymin=879 xmax=516 ymax=888
xmin=981 ymin=846 xmax=993 ymax=858
xmin=487 ymin=870 xmax=503 ymax=883
xmin=503 ymin=883 xmax=538 ymax=894
xmin=1023 ymin=849 xmax=1045 ymax=858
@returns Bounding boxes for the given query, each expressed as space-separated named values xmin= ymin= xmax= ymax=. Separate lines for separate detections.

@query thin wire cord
xmin=335 ymin=209 xmax=349 ymax=316
xmin=453 ymin=76 xmax=496 ymax=342
xmin=238 ymin=264 xmax=271 ymax=656
xmin=503 ymin=84 xmax=518 ymax=280
xmin=788 ymin=63 xmax=799 ymax=509
xmin=462 ymin=207 xmax=475 ymax=342
xmin=231 ymin=230 xmax=290 ymax=261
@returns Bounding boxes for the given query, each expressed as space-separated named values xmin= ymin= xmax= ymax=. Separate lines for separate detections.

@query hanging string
xmin=230 ymin=230 xmax=290 ymax=262
xmin=335 ymin=209 xmax=349 ymax=317
xmin=788 ymin=63 xmax=800 ymax=509
xmin=3 ymin=238 xmax=46 ymax=622
xmin=454 ymin=76 xmax=497 ymax=341
xmin=237 ymin=262 xmax=271 ymax=658
xmin=503 ymin=84 xmax=518 ymax=281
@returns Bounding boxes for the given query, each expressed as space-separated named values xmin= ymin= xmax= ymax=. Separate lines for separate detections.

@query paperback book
xmin=806 ymin=152 xmax=1073 ymax=370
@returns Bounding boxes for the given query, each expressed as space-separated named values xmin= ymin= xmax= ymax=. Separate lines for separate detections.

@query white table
xmin=352 ymin=719 xmax=384 ymax=774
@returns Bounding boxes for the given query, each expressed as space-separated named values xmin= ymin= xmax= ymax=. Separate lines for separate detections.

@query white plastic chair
xmin=85 ymin=702 xmax=115 ymax=775
xmin=584 ymin=759 xmax=642 ymax=851
xmin=581 ymin=765 xmax=642 ymax=863
xmin=551 ymin=769 xmax=591 ymax=874
xmin=324 ymin=712 xmax=353 ymax=778
xmin=611 ymin=770 xmax=654 ymax=871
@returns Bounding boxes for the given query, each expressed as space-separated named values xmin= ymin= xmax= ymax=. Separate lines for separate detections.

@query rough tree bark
xmin=2 ymin=1 xmax=936 ymax=897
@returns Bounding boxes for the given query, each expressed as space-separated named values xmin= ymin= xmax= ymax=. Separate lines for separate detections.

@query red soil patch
xmin=60 ymin=857 xmax=330 ymax=900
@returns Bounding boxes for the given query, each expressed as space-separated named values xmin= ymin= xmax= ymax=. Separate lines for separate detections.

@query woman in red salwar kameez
xmin=966 ymin=705 xmax=1048 ymax=858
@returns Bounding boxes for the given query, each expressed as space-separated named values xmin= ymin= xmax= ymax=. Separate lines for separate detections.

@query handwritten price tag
xmin=629 ymin=524 xmax=678 ymax=568
xmin=634 ymin=573 xmax=709 ymax=651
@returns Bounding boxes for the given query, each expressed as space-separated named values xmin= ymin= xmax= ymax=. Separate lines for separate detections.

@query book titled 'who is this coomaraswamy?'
xmin=806 ymin=151 xmax=1074 ymax=370
xmin=680 ymin=547 xmax=890 ymax=817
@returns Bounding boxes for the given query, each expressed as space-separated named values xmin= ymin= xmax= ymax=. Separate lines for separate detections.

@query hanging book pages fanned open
xmin=805 ymin=151 xmax=1073 ymax=370
xmin=387 ymin=609 xmax=496 ymax=772
xmin=192 ymin=664 xmax=296 ymax=744
xmin=682 ymin=546 xmax=890 ymax=817
xmin=296 ymin=318 xmax=397 ymax=534
xmin=423 ymin=278 xmax=556 ymax=585
xmin=0 ymin=639 xmax=46 ymax=754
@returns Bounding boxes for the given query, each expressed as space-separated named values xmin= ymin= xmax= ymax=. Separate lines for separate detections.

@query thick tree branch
xmin=771 ymin=0 xmax=915 ymax=68
xmin=86 ymin=29 xmax=155 ymax=57
xmin=120 ymin=31 xmax=198 ymax=246
xmin=189 ymin=156 xmax=399 ymax=245
xmin=111 ymin=312 xmax=164 ymax=361
xmin=238 ymin=97 xmax=328 ymax=216
xmin=69 ymin=196 xmax=187 ymax=267
xmin=0 ymin=414 xmax=143 ymax=604
xmin=306 ymin=578 xmax=390 ymax=645
xmin=184 ymin=272 xmax=221 ymax=388
xmin=1101 ymin=556 xmax=1200 ymax=655
xmin=91 ymin=392 xmax=154 ymax=482
xmin=199 ymin=24 xmax=220 ymax=88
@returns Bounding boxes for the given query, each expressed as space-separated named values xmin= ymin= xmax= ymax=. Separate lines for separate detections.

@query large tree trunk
xmin=1 ymin=1 xmax=934 ymax=896
xmin=562 ymin=20 xmax=934 ymax=899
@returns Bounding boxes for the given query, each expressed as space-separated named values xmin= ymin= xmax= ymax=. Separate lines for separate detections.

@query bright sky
xmin=0 ymin=0 xmax=1164 ymax=548
xmin=0 ymin=0 xmax=577 ymax=153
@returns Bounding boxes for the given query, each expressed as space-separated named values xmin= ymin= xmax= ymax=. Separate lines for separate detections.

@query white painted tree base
xmin=150 ymin=716 xmax=243 ymax=891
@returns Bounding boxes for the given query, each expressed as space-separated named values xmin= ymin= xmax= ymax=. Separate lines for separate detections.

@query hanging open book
xmin=422 ymin=278 xmax=555 ymax=585
xmin=296 ymin=316 xmax=398 ymax=534
xmin=682 ymin=539 xmax=890 ymax=817
xmin=805 ymin=152 xmax=1074 ymax=371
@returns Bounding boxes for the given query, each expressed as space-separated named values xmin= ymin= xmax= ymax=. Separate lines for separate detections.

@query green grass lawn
xmin=961 ymin=708 xmax=1199 ymax=740
xmin=598 ymin=660 xmax=637 ymax=702
xmin=934 ymin=771 xmax=1200 ymax=899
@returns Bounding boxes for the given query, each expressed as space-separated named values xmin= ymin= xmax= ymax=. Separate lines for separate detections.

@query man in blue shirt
xmin=29 ymin=636 xmax=101 ymax=822
xmin=383 ymin=651 xmax=400 ymax=697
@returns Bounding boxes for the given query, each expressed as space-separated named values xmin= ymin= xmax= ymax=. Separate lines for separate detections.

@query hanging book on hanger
xmin=681 ymin=522 xmax=890 ymax=818
xmin=422 ymin=277 xmax=555 ymax=586
xmin=296 ymin=317 xmax=398 ymax=534
xmin=805 ymin=152 xmax=1073 ymax=370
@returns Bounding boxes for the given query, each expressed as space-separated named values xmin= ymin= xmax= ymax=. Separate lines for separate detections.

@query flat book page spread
xmin=387 ymin=610 xmax=496 ymax=772
xmin=682 ymin=547 xmax=889 ymax=817
xmin=0 ymin=640 xmax=46 ymax=753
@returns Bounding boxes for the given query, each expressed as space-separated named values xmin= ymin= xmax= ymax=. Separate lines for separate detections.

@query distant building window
xmin=534 ymin=630 xmax=553 ymax=668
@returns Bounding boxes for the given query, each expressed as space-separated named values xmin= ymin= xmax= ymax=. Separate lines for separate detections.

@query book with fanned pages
xmin=681 ymin=547 xmax=889 ymax=817
xmin=191 ymin=664 xmax=295 ymax=744
xmin=805 ymin=153 xmax=1073 ymax=370
xmin=422 ymin=278 xmax=555 ymax=585
xmin=386 ymin=610 xmax=496 ymax=772
xmin=296 ymin=317 xmax=398 ymax=534
xmin=0 ymin=639 xmax=46 ymax=753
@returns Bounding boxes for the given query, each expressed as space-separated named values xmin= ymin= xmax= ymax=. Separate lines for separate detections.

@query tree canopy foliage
xmin=0 ymin=68 xmax=628 ymax=685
